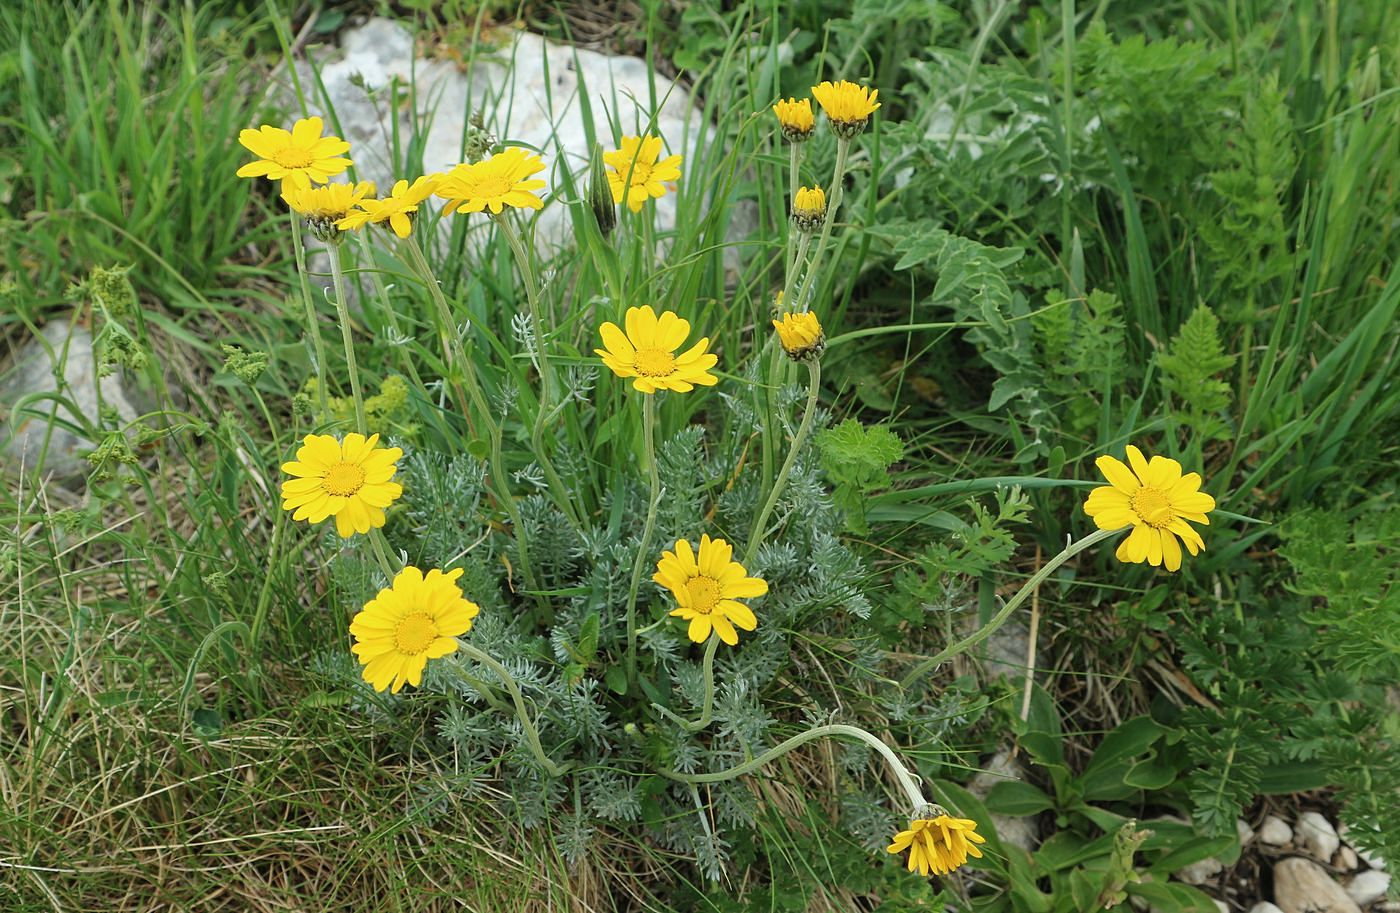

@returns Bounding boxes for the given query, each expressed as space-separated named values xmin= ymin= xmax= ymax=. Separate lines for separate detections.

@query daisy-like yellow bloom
xmin=280 ymin=432 xmax=404 ymax=538
xmin=350 ymin=566 xmax=480 ymax=694
xmin=653 ymin=535 xmax=767 ymax=646
xmin=337 ymin=175 xmax=441 ymax=239
xmin=436 ymin=147 xmax=548 ymax=216
xmin=811 ymin=80 xmax=881 ymax=138
xmin=237 ymin=116 xmax=353 ymax=191
xmin=792 ymin=185 xmax=826 ymax=232
xmin=595 ymin=305 xmax=719 ymax=394
xmin=887 ymin=813 xmax=986 ymax=877
xmin=1084 ymin=444 xmax=1216 ymax=572
xmin=773 ymin=310 xmax=825 ymax=361
xmin=604 ymin=135 xmax=683 ymax=213
xmin=283 ymin=180 xmax=376 ymax=241
xmin=772 ymin=97 xmax=815 ymax=142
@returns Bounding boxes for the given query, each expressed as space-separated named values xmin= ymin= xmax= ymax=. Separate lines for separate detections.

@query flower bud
xmin=772 ymin=310 xmax=825 ymax=362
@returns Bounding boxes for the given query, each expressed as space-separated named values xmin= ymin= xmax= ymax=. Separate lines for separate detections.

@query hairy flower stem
xmin=457 ymin=641 xmax=572 ymax=777
xmin=652 ymin=637 xmax=719 ymax=731
xmin=747 ymin=359 xmax=821 ymax=566
xmin=662 ymin=722 xmax=926 ymax=811
xmin=792 ymin=136 xmax=851 ymax=311
xmin=289 ymin=212 xmax=329 ymax=420
xmin=783 ymin=143 xmax=803 ymax=277
xmin=763 ymin=231 xmax=815 ymax=494
xmin=325 ymin=244 xmax=367 ymax=434
xmin=899 ymin=526 xmax=1121 ymax=689
xmin=624 ymin=394 xmax=662 ymax=687
xmin=367 ymin=529 xmax=399 ymax=580
xmin=400 ymin=235 xmax=542 ymax=600
xmin=493 ymin=214 xmax=581 ymax=529
xmin=399 ymin=235 xmax=474 ymax=422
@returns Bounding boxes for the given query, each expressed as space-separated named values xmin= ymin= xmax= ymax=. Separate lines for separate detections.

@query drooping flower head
xmin=811 ymin=80 xmax=881 ymax=139
xmin=604 ymin=135 xmax=683 ymax=213
xmin=1084 ymin=444 xmax=1216 ymax=572
xmin=237 ymin=116 xmax=352 ymax=191
xmin=350 ymin=566 xmax=480 ymax=694
xmin=337 ymin=175 xmax=441 ymax=239
xmin=773 ymin=310 xmax=825 ymax=362
xmin=772 ymin=97 xmax=815 ymax=142
xmin=436 ymin=147 xmax=547 ymax=216
xmin=283 ymin=180 xmax=376 ymax=242
xmin=887 ymin=811 xmax=985 ymax=877
xmin=595 ymin=305 xmax=718 ymax=394
xmin=792 ymin=185 xmax=826 ymax=232
xmin=653 ymin=535 xmax=767 ymax=646
xmin=280 ymin=432 xmax=404 ymax=538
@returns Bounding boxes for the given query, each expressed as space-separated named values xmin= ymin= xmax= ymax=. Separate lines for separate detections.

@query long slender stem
xmin=367 ymin=528 xmax=399 ymax=580
xmin=747 ymin=360 xmax=821 ymax=566
xmin=661 ymin=722 xmax=926 ymax=812
xmin=493 ymin=214 xmax=580 ymax=529
xmin=899 ymin=526 xmax=1121 ymax=689
xmin=399 ymin=234 xmax=474 ymax=422
xmin=401 ymin=234 xmax=542 ymax=600
xmin=457 ymin=641 xmax=572 ymax=777
xmin=624 ymin=394 xmax=662 ymax=686
xmin=792 ymin=136 xmax=851 ymax=311
xmin=289 ymin=212 xmax=329 ymax=420
xmin=325 ymin=243 xmax=366 ymax=434
xmin=653 ymin=636 xmax=719 ymax=732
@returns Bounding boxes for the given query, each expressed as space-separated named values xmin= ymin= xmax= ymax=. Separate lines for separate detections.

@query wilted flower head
xmin=887 ymin=811 xmax=985 ymax=877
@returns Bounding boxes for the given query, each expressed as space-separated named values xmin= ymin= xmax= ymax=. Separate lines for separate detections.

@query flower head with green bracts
xmin=811 ymin=80 xmax=880 ymax=138
xmin=1084 ymin=444 xmax=1216 ymax=572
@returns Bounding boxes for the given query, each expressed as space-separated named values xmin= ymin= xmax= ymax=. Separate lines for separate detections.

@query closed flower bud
xmin=792 ymin=185 xmax=826 ymax=233
xmin=772 ymin=310 xmax=824 ymax=361
xmin=587 ymin=144 xmax=617 ymax=236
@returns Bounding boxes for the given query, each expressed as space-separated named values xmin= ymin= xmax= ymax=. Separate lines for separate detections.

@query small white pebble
xmin=1249 ymin=903 xmax=1285 ymax=913
xmin=1297 ymin=812 xmax=1341 ymax=862
xmin=1347 ymin=871 xmax=1391 ymax=907
xmin=1238 ymin=818 xmax=1257 ymax=847
xmin=1260 ymin=816 xmax=1294 ymax=847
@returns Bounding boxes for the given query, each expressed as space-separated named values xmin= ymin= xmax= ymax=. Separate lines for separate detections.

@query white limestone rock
xmin=1298 ymin=813 xmax=1341 ymax=863
xmin=1260 ymin=816 xmax=1294 ymax=847
xmin=966 ymin=749 xmax=1042 ymax=852
xmin=1337 ymin=846 xmax=1360 ymax=873
xmin=1249 ymin=903 xmax=1285 ymax=913
xmin=299 ymin=18 xmax=714 ymax=255
xmin=1347 ymin=871 xmax=1391 ymax=907
xmin=1238 ymin=819 xmax=1257 ymax=847
xmin=0 ymin=319 xmax=142 ymax=484
xmin=1275 ymin=857 xmax=1362 ymax=913
xmin=1176 ymin=857 xmax=1224 ymax=886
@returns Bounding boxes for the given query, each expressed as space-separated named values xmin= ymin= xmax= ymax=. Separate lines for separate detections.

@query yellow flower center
xmin=321 ymin=462 xmax=367 ymax=497
xmin=633 ymin=348 xmax=676 ymax=377
xmin=394 ymin=612 xmax=439 ymax=656
xmin=471 ymin=174 xmax=514 ymax=199
xmin=273 ymin=147 xmax=317 ymax=169
xmin=621 ymin=162 xmax=654 ymax=185
xmin=685 ymin=575 xmax=721 ymax=614
xmin=1130 ymin=487 xmax=1174 ymax=528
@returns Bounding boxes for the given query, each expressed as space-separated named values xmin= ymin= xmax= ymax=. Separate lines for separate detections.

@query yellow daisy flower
xmin=237 ymin=116 xmax=353 ymax=191
xmin=436 ymin=147 xmax=548 ymax=216
xmin=887 ymin=813 xmax=986 ymax=877
xmin=772 ymin=97 xmax=815 ymax=142
xmin=337 ymin=175 xmax=441 ymax=239
xmin=653 ymin=535 xmax=767 ymax=646
xmin=283 ymin=180 xmax=376 ymax=241
xmin=811 ymin=80 xmax=881 ymax=138
xmin=350 ymin=566 xmax=481 ymax=694
xmin=1084 ymin=444 xmax=1216 ymax=572
xmin=772 ymin=310 xmax=825 ymax=361
xmin=279 ymin=432 xmax=404 ymax=538
xmin=792 ymin=185 xmax=826 ymax=232
xmin=604 ymin=135 xmax=683 ymax=213
xmin=595 ymin=305 xmax=719 ymax=394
